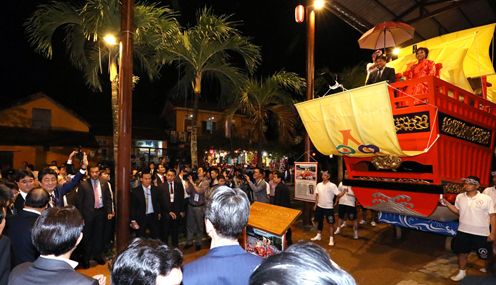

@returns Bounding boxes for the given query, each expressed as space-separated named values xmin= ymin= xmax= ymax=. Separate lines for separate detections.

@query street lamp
xmin=304 ymin=0 xmax=324 ymax=161
xmin=295 ymin=0 xmax=325 ymax=228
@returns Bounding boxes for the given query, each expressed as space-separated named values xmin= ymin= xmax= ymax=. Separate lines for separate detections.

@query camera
xmin=75 ymin=146 xmax=84 ymax=161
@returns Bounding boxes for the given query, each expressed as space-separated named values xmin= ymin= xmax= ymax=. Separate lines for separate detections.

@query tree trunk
xmin=191 ymin=74 xmax=201 ymax=167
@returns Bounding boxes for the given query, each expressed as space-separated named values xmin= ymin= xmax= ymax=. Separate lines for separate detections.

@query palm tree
xmin=157 ymin=8 xmax=261 ymax=167
xmin=228 ymin=71 xmax=305 ymax=166
xmin=25 ymin=0 xmax=180 ymax=165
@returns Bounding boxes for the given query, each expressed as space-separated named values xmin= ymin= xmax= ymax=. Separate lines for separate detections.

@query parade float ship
xmin=295 ymin=24 xmax=496 ymax=237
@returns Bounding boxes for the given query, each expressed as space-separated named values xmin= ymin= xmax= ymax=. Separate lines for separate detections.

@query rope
xmin=387 ymin=83 xmax=440 ymax=153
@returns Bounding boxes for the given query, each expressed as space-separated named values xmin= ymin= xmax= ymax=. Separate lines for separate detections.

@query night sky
xmin=2 ymin=0 xmax=369 ymax=128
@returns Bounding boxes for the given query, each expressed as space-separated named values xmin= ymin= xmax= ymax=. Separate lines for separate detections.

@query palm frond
xmin=24 ymin=1 xmax=82 ymax=58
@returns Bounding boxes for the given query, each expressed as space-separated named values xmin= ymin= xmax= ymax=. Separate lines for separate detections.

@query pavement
xmin=77 ymin=219 xmax=490 ymax=285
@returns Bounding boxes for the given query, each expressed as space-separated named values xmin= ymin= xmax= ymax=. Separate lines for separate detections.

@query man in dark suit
xmin=272 ymin=171 xmax=293 ymax=246
xmin=366 ymin=55 xmax=396 ymax=85
xmin=6 ymin=188 xmax=49 ymax=266
xmin=75 ymin=164 xmax=112 ymax=268
xmin=0 ymin=184 xmax=12 ymax=285
xmin=158 ymin=168 xmax=185 ymax=247
xmin=130 ymin=170 xmax=161 ymax=238
xmin=38 ymin=151 xmax=87 ymax=207
xmin=13 ymin=170 xmax=36 ymax=214
xmin=8 ymin=207 xmax=105 ymax=285
xmin=183 ymin=186 xmax=262 ymax=285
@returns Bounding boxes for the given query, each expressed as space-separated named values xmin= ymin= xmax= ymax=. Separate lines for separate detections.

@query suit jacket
xmin=248 ymin=179 xmax=270 ymax=203
xmin=274 ymin=183 xmax=291 ymax=208
xmin=5 ymin=210 xmax=40 ymax=266
xmin=52 ymin=170 xmax=85 ymax=207
xmin=0 ymin=236 xmax=10 ymax=285
xmin=12 ymin=194 xmax=26 ymax=215
xmin=75 ymin=179 xmax=112 ymax=221
xmin=366 ymin=66 xmax=396 ymax=85
xmin=8 ymin=257 xmax=97 ymax=285
xmin=130 ymin=185 xmax=161 ymax=226
xmin=183 ymin=245 xmax=262 ymax=285
xmin=158 ymin=180 xmax=184 ymax=215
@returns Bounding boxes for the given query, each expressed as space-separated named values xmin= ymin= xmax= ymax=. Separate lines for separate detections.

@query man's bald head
xmin=25 ymin=187 xmax=50 ymax=209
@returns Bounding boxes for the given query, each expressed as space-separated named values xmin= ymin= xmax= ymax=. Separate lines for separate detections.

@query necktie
xmin=160 ymin=175 xmax=164 ymax=183
xmin=378 ymin=69 xmax=383 ymax=79
xmin=169 ymin=182 xmax=174 ymax=203
xmin=50 ymin=193 xmax=57 ymax=207
xmin=93 ymin=180 xmax=100 ymax=208
xmin=144 ymin=187 xmax=150 ymax=213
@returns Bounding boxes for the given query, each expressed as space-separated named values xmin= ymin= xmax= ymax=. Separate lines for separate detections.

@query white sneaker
xmin=480 ymin=267 xmax=487 ymax=273
xmin=311 ymin=233 xmax=322 ymax=241
xmin=328 ymin=237 xmax=334 ymax=246
xmin=371 ymin=221 xmax=377 ymax=227
xmin=359 ymin=220 xmax=366 ymax=225
xmin=353 ymin=230 xmax=358 ymax=239
xmin=450 ymin=270 xmax=466 ymax=281
xmin=334 ymin=227 xmax=341 ymax=235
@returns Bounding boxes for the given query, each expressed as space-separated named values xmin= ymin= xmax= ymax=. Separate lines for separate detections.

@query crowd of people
xmin=0 ymin=161 xmax=357 ymax=285
xmin=1 ymin=147 xmax=496 ymax=284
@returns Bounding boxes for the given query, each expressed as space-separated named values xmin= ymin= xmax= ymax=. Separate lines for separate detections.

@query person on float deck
xmin=402 ymin=47 xmax=437 ymax=97
xmin=441 ymin=176 xmax=496 ymax=282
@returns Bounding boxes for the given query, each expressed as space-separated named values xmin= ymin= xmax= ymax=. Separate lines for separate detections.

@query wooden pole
xmin=303 ymin=7 xmax=316 ymax=228
xmin=116 ymin=0 xmax=133 ymax=251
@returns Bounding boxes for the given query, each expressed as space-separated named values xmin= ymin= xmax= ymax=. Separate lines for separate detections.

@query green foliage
xmin=24 ymin=0 xmax=180 ymax=91
xmin=228 ymin=71 xmax=305 ymax=145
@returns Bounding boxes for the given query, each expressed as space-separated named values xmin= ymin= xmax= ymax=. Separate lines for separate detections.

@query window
xmin=201 ymin=121 xmax=216 ymax=134
xmin=32 ymin=108 xmax=51 ymax=129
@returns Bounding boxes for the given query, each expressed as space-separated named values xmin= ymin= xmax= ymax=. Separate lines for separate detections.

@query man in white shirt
xmin=310 ymin=171 xmax=345 ymax=246
xmin=442 ymin=176 xmax=496 ymax=282
xmin=334 ymin=181 xmax=359 ymax=239
xmin=483 ymin=171 xmax=496 ymax=260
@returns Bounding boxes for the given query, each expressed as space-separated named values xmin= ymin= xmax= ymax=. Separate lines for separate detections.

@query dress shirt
xmin=91 ymin=179 xmax=103 ymax=208
xmin=39 ymin=255 xmax=78 ymax=269
xmin=143 ymin=186 xmax=154 ymax=214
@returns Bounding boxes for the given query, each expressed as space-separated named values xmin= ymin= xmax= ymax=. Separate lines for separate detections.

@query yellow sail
xmin=388 ymin=23 xmax=496 ymax=102
xmin=295 ymin=82 xmax=424 ymax=157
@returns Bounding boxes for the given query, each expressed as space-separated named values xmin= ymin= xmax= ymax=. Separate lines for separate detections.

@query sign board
xmin=245 ymin=202 xmax=301 ymax=257
xmin=245 ymin=226 xmax=284 ymax=258
xmin=294 ymin=162 xmax=318 ymax=202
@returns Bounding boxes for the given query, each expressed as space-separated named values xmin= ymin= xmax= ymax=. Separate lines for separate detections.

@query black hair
xmin=32 ymin=207 xmax=84 ymax=256
xmin=38 ymin=167 xmax=58 ymax=181
xmin=416 ymin=47 xmax=429 ymax=58
xmin=205 ymin=186 xmax=250 ymax=239
xmin=0 ymin=183 xmax=13 ymax=224
xmin=111 ymin=238 xmax=183 ymax=285
xmin=375 ymin=54 xmax=388 ymax=62
xmin=15 ymin=169 xmax=35 ymax=182
xmin=250 ymin=242 xmax=356 ymax=285
xmin=25 ymin=188 xmax=50 ymax=208
xmin=272 ymin=171 xmax=283 ymax=179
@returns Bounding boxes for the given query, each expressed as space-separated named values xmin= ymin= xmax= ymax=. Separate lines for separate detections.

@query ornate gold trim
xmin=371 ymin=155 xmax=402 ymax=170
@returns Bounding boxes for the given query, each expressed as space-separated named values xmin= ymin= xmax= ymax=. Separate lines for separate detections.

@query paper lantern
xmin=295 ymin=5 xmax=305 ymax=23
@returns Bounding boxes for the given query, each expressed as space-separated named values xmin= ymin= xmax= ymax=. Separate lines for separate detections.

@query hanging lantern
xmin=295 ymin=4 xmax=305 ymax=23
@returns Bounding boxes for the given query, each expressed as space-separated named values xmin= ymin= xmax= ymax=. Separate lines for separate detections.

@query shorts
xmin=338 ymin=205 xmax=357 ymax=220
xmin=452 ymin=231 xmax=492 ymax=260
xmin=315 ymin=206 xmax=335 ymax=224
